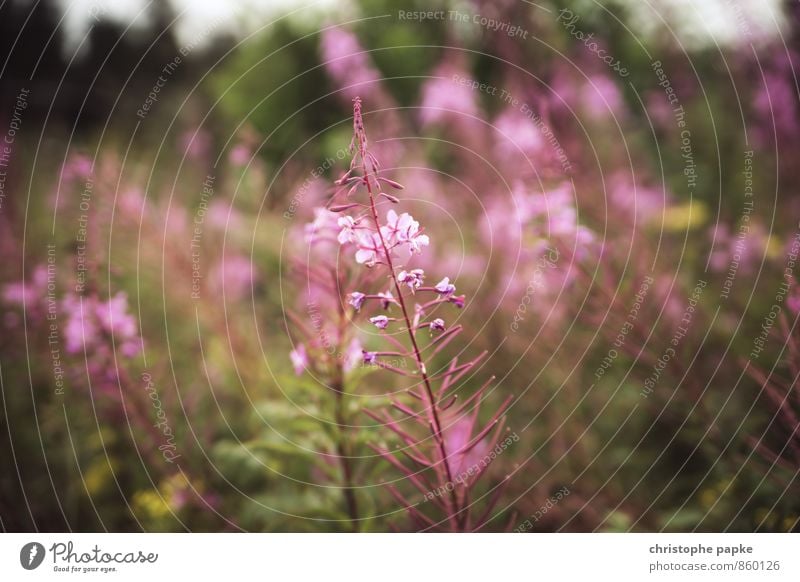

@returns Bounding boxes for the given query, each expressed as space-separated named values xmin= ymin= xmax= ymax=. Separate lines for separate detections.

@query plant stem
xmin=332 ymin=378 xmax=359 ymax=530
xmin=332 ymin=280 xmax=360 ymax=531
xmin=360 ymin=161 xmax=462 ymax=529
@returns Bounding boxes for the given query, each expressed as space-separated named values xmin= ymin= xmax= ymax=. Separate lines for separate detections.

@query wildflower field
xmin=1 ymin=0 xmax=799 ymax=533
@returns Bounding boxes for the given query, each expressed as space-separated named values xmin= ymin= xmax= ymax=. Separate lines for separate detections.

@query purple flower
xmin=407 ymin=232 xmax=430 ymax=255
xmin=229 ymin=144 xmax=251 ymax=166
xmin=786 ymin=278 xmax=800 ymax=315
xmin=348 ymin=291 xmax=366 ymax=311
xmin=355 ymin=231 xmax=382 ymax=266
xmin=369 ymin=315 xmax=390 ymax=330
xmin=62 ymin=294 xmax=99 ymax=354
xmin=788 ymin=294 xmax=800 ymax=315
xmin=290 ymin=344 xmax=308 ymax=376
xmin=362 ymin=350 xmax=377 ymax=365
xmin=430 ymin=318 xmax=445 ymax=332
xmin=96 ymin=292 xmax=139 ymax=340
xmin=434 ymin=277 xmax=456 ymax=296
xmin=419 ymin=61 xmax=479 ymax=126
xmin=62 ymin=292 xmax=141 ymax=357
xmin=59 ymin=153 xmax=92 ymax=185
xmin=212 ymin=254 xmax=257 ymax=300
xmin=383 ymin=209 xmax=429 ymax=255
xmin=397 ymin=268 xmax=425 ymax=290
xmin=378 ymin=290 xmax=396 ymax=309
xmin=2 ymin=265 xmax=47 ymax=307
xmin=337 ymin=215 xmax=360 ymax=244
xmin=448 ymin=294 xmax=465 ymax=309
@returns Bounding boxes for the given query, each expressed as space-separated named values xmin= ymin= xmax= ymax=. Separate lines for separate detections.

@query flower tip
xmin=329 ymin=203 xmax=360 ymax=212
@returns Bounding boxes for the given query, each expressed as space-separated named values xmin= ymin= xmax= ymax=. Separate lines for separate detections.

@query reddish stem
xmin=355 ymin=144 xmax=462 ymax=530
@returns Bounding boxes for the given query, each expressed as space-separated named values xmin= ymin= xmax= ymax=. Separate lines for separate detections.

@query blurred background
xmin=1 ymin=0 xmax=799 ymax=532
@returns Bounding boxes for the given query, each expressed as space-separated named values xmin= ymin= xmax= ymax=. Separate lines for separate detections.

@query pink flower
xmin=581 ymin=74 xmax=624 ymax=120
xmin=362 ymin=350 xmax=377 ymax=365
xmin=212 ymin=254 xmax=257 ymax=300
xmin=290 ymin=344 xmax=308 ymax=375
xmin=370 ymin=315 xmax=390 ymax=329
xmin=60 ymin=153 xmax=93 ymax=183
xmin=62 ymin=292 xmax=141 ymax=357
xmin=96 ymin=292 xmax=139 ymax=340
xmin=349 ymin=292 xmax=366 ymax=311
xmin=443 ymin=416 xmax=490 ymax=477
xmin=2 ymin=265 xmax=48 ymax=307
xmin=320 ymin=27 xmax=380 ymax=98
xmin=785 ymin=277 xmax=800 ymax=316
xmin=62 ymin=295 xmax=98 ymax=354
xmin=206 ymin=199 xmax=244 ymax=232
xmin=494 ymin=107 xmax=546 ymax=159
xmin=397 ymin=269 xmax=425 ymax=290
xmin=355 ymin=231 xmax=383 ymax=266
xmin=434 ymin=277 xmax=456 ymax=296
xmin=383 ymin=210 xmax=429 ymax=255
xmin=787 ymin=293 xmax=800 ymax=315
xmin=229 ymin=144 xmax=251 ymax=166
xmin=337 ymin=215 xmax=360 ymax=244
xmin=419 ymin=62 xmax=479 ymax=126
xmin=430 ymin=318 xmax=445 ymax=332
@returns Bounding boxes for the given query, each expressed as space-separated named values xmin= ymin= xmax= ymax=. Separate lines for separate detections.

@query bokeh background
xmin=1 ymin=0 xmax=799 ymax=532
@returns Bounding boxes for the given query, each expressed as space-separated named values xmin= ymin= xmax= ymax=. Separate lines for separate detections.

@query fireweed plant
xmin=294 ymin=98 xmax=515 ymax=531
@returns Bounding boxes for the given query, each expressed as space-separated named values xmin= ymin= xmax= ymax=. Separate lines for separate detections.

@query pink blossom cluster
xmin=62 ymin=292 xmax=141 ymax=359
xmin=293 ymin=97 xmax=513 ymax=531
